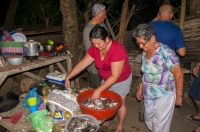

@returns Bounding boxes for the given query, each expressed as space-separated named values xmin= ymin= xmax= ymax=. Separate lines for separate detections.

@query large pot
xmin=24 ymin=41 xmax=39 ymax=56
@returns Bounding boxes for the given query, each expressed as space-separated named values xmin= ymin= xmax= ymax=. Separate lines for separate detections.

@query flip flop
xmin=186 ymin=115 xmax=200 ymax=121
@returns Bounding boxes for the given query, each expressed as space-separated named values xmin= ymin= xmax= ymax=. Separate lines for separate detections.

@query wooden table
xmin=0 ymin=54 xmax=72 ymax=87
xmin=0 ymin=53 xmax=73 ymax=131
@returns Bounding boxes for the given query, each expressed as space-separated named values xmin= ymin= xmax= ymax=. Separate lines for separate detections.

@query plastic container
xmin=27 ymin=97 xmax=37 ymax=106
xmin=29 ymin=104 xmax=38 ymax=113
xmin=77 ymin=89 xmax=122 ymax=121
xmin=46 ymin=71 xmax=66 ymax=84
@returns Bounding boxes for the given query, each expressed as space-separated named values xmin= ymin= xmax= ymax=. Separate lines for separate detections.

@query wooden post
xmin=118 ymin=0 xmax=128 ymax=43
xmin=179 ymin=0 xmax=186 ymax=30
xmin=105 ymin=17 xmax=117 ymax=40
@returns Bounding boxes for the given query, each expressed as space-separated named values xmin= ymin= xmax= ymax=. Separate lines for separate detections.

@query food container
xmin=43 ymin=44 xmax=56 ymax=52
xmin=77 ymin=89 xmax=122 ymax=121
xmin=64 ymin=114 xmax=99 ymax=132
xmin=46 ymin=71 xmax=66 ymax=84
xmin=3 ymin=53 xmax=25 ymax=66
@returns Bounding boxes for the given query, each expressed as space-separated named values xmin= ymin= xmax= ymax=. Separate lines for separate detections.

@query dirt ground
xmin=0 ymin=72 xmax=199 ymax=132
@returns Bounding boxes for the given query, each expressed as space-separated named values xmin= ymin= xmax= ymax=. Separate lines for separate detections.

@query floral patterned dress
xmin=141 ymin=43 xmax=179 ymax=100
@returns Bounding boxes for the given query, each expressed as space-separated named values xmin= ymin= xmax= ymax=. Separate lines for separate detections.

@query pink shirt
xmin=88 ymin=40 xmax=131 ymax=83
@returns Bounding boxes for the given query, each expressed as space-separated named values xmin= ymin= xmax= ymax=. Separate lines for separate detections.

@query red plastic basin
xmin=77 ymin=89 xmax=122 ymax=120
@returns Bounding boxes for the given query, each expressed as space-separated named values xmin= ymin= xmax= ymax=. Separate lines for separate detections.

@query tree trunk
xmin=190 ymin=0 xmax=200 ymax=15
xmin=4 ymin=0 xmax=20 ymax=31
xmin=60 ymin=0 xmax=84 ymax=88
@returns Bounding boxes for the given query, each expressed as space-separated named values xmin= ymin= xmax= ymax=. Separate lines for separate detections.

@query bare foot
xmin=115 ymin=126 xmax=124 ymax=132
xmin=186 ymin=115 xmax=200 ymax=121
xmin=100 ymin=121 xmax=110 ymax=127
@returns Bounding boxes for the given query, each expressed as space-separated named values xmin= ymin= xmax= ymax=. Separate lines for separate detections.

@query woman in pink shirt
xmin=65 ymin=26 xmax=132 ymax=132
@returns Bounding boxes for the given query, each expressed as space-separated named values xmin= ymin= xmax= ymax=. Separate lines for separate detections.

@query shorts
xmin=102 ymin=73 xmax=132 ymax=96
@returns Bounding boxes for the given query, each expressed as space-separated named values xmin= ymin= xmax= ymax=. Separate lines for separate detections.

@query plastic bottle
xmin=42 ymin=82 xmax=50 ymax=104
xmin=51 ymin=84 xmax=56 ymax=90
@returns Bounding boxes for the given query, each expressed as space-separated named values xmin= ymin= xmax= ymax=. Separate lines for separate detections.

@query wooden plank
xmin=56 ymin=62 xmax=67 ymax=74
xmin=23 ymin=72 xmax=44 ymax=80
xmin=49 ymin=65 xmax=54 ymax=73
xmin=0 ymin=55 xmax=70 ymax=86
xmin=23 ymin=28 xmax=62 ymax=36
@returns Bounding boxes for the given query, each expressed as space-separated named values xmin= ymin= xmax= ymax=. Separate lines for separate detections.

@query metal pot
xmin=43 ymin=44 xmax=56 ymax=52
xmin=3 ymin=54 xmax=25 ymax=66
xmin=7 ymin=57 xmax=24 ymax=66
xmin=24 ymin=41 xmax=39 ymax=56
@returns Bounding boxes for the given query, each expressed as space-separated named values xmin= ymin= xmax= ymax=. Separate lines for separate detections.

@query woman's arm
xmin=91 ymin=60 xmax=125 ymax=100
xmin=170 ymin=64 xmax=184 ymax=105
xmin=65 ymin=53 xmax=94 ymax=88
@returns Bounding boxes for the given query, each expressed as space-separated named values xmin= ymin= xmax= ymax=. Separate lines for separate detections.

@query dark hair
xmin=90 ymin=26 xmax=108 ymax=41
xmin=133 ymin=23 xmax=156 ymax=41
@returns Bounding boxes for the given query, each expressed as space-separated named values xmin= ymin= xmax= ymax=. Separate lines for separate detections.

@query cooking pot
xmin=43 ymin=44 xmax=56 ymax=52
xmin=24 ymin=40 xmax=39 ymax=56
xmin=0 ymin=92 xmax=19 ymax=113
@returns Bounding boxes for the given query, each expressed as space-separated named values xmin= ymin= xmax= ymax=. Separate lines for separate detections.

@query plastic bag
xmin=28 ymin=109 xmax=54 ymax=132
xmin=22 ymin=88 xmax=43 ymax=108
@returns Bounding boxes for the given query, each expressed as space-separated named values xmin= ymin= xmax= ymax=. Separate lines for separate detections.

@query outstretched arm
xmin=65 ymin=53 xmax=94 ymax=88
xmin=91 ymin=60 xmax=125 ymax=100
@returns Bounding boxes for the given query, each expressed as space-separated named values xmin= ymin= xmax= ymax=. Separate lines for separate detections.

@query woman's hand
xmin=136 ymin=87 xmax=143 ymax=100
xmin=65 ymin=77 xmax=70 ymax=90
xmin=91 ymin=89 xmax=101 ymax=100
xmin=175 ymin=95 xmax=182 ymax=107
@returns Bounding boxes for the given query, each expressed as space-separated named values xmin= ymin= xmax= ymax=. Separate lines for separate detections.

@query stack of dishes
xmin=12 ymin=33 xmax=27 ymax=42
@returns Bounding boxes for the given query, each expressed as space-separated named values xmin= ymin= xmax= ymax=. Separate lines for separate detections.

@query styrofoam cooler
xmin=46 ymin=71 xmax=66 ymax=84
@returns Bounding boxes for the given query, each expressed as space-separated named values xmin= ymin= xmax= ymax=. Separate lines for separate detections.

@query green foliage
xmin=15 ymin=0 xmax=62 ymax=26
xmin=76 ymin=0 xmax=123 ymax=33
xmin=172 ymin=0 xmax=190 ymax=19
xmin=13 ymin=0 xmax=188 ymax=31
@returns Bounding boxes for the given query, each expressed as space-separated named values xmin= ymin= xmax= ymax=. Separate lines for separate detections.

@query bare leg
xmin=149 ymin=130 xmax=153 ymax=132
xmin=115 ymin=95 xmax=127 ymax=132
xmin=194 ymin=99 xmax=200 ymax=118
xmin=186 ymin=99 xmax=200 ymax=120
xmin=194 ymin=125 xmax=200 ymax=132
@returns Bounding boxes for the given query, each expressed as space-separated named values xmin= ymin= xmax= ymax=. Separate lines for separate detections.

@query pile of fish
xmin=67 ymin=117 xmax=97 ymax=132
xmin=82 ymin=96 xmax=118 ymax=109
